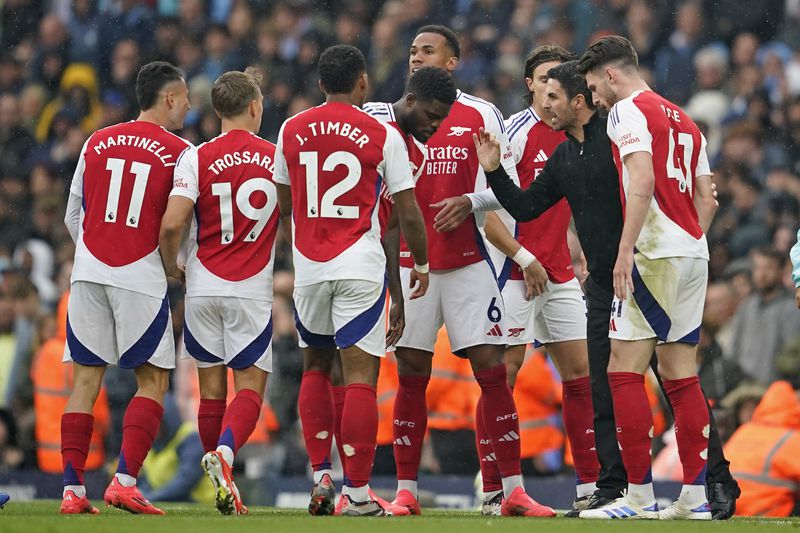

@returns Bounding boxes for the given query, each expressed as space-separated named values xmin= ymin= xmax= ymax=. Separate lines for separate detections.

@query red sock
xmin=198 ymin=398 xmax=226 ymax=453
xmin=117 ymin=396 xmax=163 ymax=479
xmin=608 ymin=372 xmax=653 ymax=484
xmin=562 ymin=377 xmax=600 ymax=484
xmin=333 ymin=385 xmax=347 ymax=471
xmin=663 ymin=376 xmax=709 ymax=485
xmin=61 ymin=412 xmax=93 ymax=487
xmin=393 ymin=375 xmax=429 ymax=481
xmin=474 ymin=365 xmax=521 ymax=478
xmin=341 ymin=383 xmax=378 ymax=488
xmin=475 ymin=395 xmax=502 ymax=492
xmin=218 ymin=389 xmax=262 ymax=455
xmin=299 ymin=371 xmax=334 ymax=472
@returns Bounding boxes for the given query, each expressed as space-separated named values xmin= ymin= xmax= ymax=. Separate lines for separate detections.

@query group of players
xmin=56 ymin=21 xmax=719 ymax=520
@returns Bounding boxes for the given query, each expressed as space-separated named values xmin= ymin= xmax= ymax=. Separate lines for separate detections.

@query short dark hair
xmin=523 ymin=44 xmax=576 ymax=106
xmin=405 ymin=67 xmax=456 ymax=105
xmin=752 ymin=245 xmax=787 ymax=266
xmin=212 ymin=67 xmax=262 ymax=118
xmin=577 ymin=35 xmax=639 ymax=75
xmin=547 ymin=61 xmax=594 ymax=109
xmin=415 ymin=25 xmax=460 ymax=58
xmin=318 ymin=44 xmax=366 ymax=94
xmin=135 ymin=61 xmax=184 ymax=111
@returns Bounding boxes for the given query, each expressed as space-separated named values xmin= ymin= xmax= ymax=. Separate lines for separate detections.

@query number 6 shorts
xmin=609 ymin=254 xmax=708 ymax=344
xmin=396 ymin=261 xmax=506 ymax=356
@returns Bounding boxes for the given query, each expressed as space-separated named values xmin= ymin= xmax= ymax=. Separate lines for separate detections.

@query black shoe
xmin=563 ymin=492 xmax=620 ymax=518
xmin=707 ymin=478 xmax=741 ymax=520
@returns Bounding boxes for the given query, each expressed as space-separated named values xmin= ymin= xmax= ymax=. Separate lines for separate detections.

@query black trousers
xmin=585 ymin=275 xmax=732 ymax=498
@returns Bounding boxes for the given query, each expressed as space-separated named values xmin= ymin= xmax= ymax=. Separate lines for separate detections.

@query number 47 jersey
xmin=171 ymin=130 xmax=280 ymax=300
xmin=69 ymin=120 xmax=192 ymax=297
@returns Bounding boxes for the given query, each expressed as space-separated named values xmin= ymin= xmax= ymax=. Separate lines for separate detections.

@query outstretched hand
xmin=472 ymin=127 xmax=501 ymax=172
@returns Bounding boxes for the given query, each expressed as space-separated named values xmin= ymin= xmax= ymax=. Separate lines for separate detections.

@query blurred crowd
xmin=1 ymin=0 xmax=800 ymax=506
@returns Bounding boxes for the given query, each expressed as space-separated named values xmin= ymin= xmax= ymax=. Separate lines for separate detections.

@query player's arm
xmin=791 ymin=228 xmax=800 ymax=309
xmin=616 ymin=150 xmax=655 ymax=300
xmin=382 ymin=125 xmax=429 ymax=298
xmin=693 ymin=134 xmax=717 ymax=234
xmin=382 ymin=210 xmax=404 ymax=345
xmin=273 ymin=126 xmax=293 ymax=245
xmin=484 ymin=211 xmax=547 ymax=298
xmin=473 ymin=128 xmax=564 ymax=222
xmin=64 ymin=137 xmax=92 ymax=242
xmin=393 ymin=189 xmax=428 ymax=299
xmin=159 ymin=146 xmax=198 ymax=282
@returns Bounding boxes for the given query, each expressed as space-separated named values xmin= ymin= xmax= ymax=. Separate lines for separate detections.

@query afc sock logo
xmin=496 ymin=413 xmax=518 ymax=422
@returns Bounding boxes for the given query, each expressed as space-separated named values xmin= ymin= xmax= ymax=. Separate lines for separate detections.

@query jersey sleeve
xmin=170 ymin=145 xmax=199 ymax=202
xmin=695 ymin=133 xmax=711 ymax=177
xmin=609 ymin=98 xmax=653 ymax=158
xmin=69 ymin=136 xmax=92 ymax=197
xmin=485 ymin=105 xmax=520 ymax=185
xmin=273 ymin=121 xmax=291 ymax=186
xmin=504 ymin=113 xmax=528 ymax=165
xmin=379 ymin=124 xmax=415 ymax=194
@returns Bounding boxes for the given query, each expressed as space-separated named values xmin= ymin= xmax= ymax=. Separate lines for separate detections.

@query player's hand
xmin=796 ymin=286 xmax=800 ymax=309
xmin=472 ymin=127 xmax=501 ymax=172
xmin=409 ymin=270 xmax=428 ymax=299
xmin=431 ymin=195 xmax=471 ymax=232
xmin=386 ymin=301 xmax=405 ymax=346
xmin=711 ymin=181 xmax=719 ymax=208
xmin=522 ymin=259 xmax=548 ymax=300
xmin=613 ymin=247 xmax=634 ymax=300
xmin=166 ymin=264 xmax=185 ymax=284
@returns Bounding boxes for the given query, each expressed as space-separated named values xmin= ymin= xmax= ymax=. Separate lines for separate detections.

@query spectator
xmin=699 ymin=282 xmax=746 ymax=400
xmin=654 ymin=0 xmax=707 ymax=104
xmin=0 ymin=408 xmax=23 ymax=471
xmin=724 ymin=381 xmax=800 ymax=517
xmin=0 ymin=94 xmax=36 ymax=179
xmin=728 ymin=247 xmax=800 ymax=384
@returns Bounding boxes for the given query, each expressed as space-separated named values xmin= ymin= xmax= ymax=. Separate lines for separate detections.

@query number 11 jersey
xmin=69 ymin=120 xmax=192 ymax=297
xmin=273 ymin=102 xmax=416 ymax=287
xmin=171 ymin=129 xmax=279 ymax=300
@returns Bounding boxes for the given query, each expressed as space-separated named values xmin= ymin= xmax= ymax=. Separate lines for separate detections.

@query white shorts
xmin=396 ymin=260 xmax=505 ymax=355
xmin=294 ymin=279 xmax=387 ymax=357
xmin=63 ymin=281 xmax=175 ymax=369
xmin=609 ymin=255 xmax=707 ymax=344
xmin=183 ymin=296 xmax=273 ymax=372
xmin=501 ymin=277 xmax=587 ymax=346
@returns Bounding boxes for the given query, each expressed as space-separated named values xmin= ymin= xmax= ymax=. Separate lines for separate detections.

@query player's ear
xmin=524 ymin=76 xmax=535 ymax=94
xmin=318 ymin=79 xmax=326 ymax=95
xmin=405 ymin=92 xmax=416 ymax=108
xmin=446 ymin=56 xmax=458 ymax=74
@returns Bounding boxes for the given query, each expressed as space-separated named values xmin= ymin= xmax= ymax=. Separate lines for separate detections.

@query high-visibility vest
xmin=31 ymin=292 xmax=110 ymax=473
xmin=427 ymin=328 xmax=479 ymax=432
xmin=514 ymin=351 xmax=564 ymax=459
xmin=725 ymin=381 xmax=800 ymax=517
xmin=140 ymin=422 xmax=215 ymax=504
xmin=376 ymin=355 xmax=398 ymax=446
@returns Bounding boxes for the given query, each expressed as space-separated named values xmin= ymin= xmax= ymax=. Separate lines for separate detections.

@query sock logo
xmin=496 ymin=413 xmax=518 ymax=422
xmin=482 ymin=452 xmax=497 ymax=462
xmin=394 ymin=435 xmax=412 ymax=446
xmin=394 ymin=419 xmax=416 ymax=428
xmin=498 ymin=431 xmax=520 ymax=442
xmin=479 ymin=439 xmax=492 ymax=445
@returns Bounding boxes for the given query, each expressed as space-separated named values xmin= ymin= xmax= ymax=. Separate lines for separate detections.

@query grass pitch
xmin=1 ymin=501 xmax=796 ymax=532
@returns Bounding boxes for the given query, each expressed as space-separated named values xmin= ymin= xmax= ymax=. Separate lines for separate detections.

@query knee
xmin=137 ymin=367 xmax=170 ymax=399
xmin=561 ymin=359 xmax=590 ymax=382
xmin=396 ymin=350 xmax=432 ymax=377
xmin=303 ymin=351 xmax=333 ymax=374
xmin=506 ymin=360 xmax=522 ymax=388
xmin=468 ymin=346 xmax=505 ymax=372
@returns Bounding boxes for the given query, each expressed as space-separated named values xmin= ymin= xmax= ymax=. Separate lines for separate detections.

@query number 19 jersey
xmin=69 ymin=120 xmax=192 ymax=297
xmin=273 ymin=102 xmax=416 ymax=287
xmin=171 ymin=129 xmax=279 ymax=300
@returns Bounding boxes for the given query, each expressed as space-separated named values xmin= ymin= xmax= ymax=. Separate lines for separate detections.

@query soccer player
xmin=60 ymin=61 xmax=192 ymax=515
xmin=577 ymin=35 xmax=717 ymax=520
xmin=158 ymin=68 xmax=277 ymax=515
xmin=274 ymin=44 xmax=429 ymax=517
xmin=371 ymin=25 xmax=555 ymax=517
xmin=471 ymin=45 xmax=600 ymax=516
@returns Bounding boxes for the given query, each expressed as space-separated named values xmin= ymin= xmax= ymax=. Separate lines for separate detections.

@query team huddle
xmin=57 ymin=23 xmax=727 ymax=520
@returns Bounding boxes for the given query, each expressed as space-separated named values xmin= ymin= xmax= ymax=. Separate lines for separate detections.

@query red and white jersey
xmin=69 ymin=120 xmax=192 ymax=297
xmin=171 ymin=129 xmax=280 ymax=300
xmin=363 ymin=102 xmax=427 ymax=235
xmin=273 ymin=101 xmax=416 ymax=286
xmin=608 ymin=90 xmax=710 ymax=260
xmin=503 ymin=107 xmax=574 ymax=284
xmin=370 ymin=91 xmax=517 ymax=271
